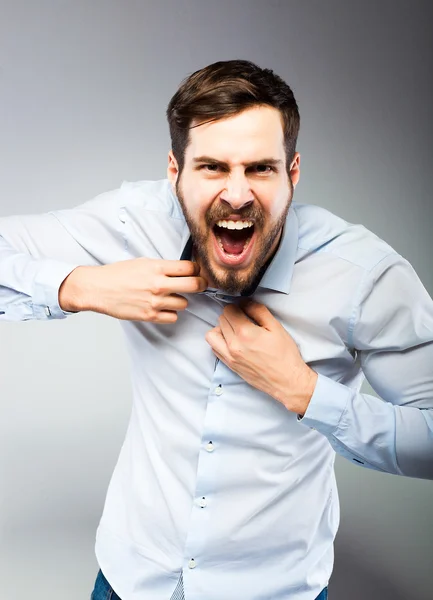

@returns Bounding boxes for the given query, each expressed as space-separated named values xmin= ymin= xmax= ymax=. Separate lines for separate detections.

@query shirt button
xmin=215 ymin=385 xmax=223 ymax=396
xmin=205 ymin=442 xmax=214 ymax=452
xmin=198 ymin=497 xmax=207 ymax=508
xmin=188 ymin=558 xmax=196 ymax=569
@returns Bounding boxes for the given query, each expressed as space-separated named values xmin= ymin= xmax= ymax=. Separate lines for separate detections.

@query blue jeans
xmin=91 ymin=569 xmax=329 ymax=599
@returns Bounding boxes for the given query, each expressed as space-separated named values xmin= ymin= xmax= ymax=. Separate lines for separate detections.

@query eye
xmin=201 ymin=164 xmax=221 ymax=172
xmin=252 ymin=164 xmax=275 ymax=174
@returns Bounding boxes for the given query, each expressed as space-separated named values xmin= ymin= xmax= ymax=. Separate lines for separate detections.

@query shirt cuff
xmin=32 ymin=260 xmax=80 ymax=319
xmin=296 ymin=373 xmax=352 ymax=436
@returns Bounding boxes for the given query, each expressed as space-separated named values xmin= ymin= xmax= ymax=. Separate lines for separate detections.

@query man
xmin=0 ymin=60 xmax=432 ymax=600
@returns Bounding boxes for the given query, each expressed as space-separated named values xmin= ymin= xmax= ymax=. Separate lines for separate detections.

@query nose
xmin=220 ymin=171 xmax=254 ymax=211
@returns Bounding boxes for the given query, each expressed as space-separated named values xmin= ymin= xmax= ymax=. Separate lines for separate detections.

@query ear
xmin=289 ymin=152 xmax=301 ymax=188
xmin=167 ymin=150 xmax=179 ymax=190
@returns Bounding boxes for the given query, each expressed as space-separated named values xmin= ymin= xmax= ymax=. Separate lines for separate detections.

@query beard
xmin=176 ymin=181 xmax=293 ymax=295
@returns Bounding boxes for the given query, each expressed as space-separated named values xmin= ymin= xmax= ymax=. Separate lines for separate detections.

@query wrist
xmin=278 ymin=367 xmax=318 ymax=416
xmin=58 ymin=265 xmax=95 ymax=312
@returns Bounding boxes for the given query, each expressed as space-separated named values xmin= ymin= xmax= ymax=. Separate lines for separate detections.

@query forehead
xmin=185 ymin=105 xmax=285 ymax=162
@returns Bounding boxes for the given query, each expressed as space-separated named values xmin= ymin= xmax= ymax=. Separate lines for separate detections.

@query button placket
xmin=183 ymin=365 xmax=227 ymax=579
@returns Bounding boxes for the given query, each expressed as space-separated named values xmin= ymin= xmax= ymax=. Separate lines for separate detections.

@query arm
xmin=298 ymin=253 xmax=433 ymax=480
xmin=0 ymin=188 xmax=126 ymax=321
xmin=1 ymin=185 xmax=208 ymax=324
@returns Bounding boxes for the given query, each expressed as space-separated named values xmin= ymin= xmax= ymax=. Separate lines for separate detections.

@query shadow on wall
xmin=331 ymin=539 xmax=406 ymax=600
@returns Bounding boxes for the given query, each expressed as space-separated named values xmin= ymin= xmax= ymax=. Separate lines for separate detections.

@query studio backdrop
xmin=0 ymin=2 xmax=432 ymax=599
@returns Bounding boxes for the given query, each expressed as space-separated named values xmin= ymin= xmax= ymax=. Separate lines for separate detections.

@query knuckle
xmin=238 ymin=326 xmax=250 ymax=339
xmin=150 ymin=281 xmax=164 ymax=295
xmin=229 ymin=341 xmax=242 ymax=357
xmin=150 ymin=295 xmax=161 ymax=309
xmin=145 ymin=307 xmax=158 ymax=321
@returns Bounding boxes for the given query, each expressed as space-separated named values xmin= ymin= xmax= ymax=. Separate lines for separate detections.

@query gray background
xmin=0 ymin=1 xmax=432 ymax=598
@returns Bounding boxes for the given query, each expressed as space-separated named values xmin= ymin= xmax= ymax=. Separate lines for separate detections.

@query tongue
xmin=218 ymin=228 xmax=249 ymax=255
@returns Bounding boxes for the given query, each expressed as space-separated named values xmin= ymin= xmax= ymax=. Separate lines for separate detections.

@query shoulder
xmin=118 ymin=178 xmax=184 ymax=221
xmin=292 ymin=201 xmax=397 ymax=272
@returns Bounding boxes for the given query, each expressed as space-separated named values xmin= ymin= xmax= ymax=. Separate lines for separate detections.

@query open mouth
xmin=211 ymin=219 xmax=256 ymax=266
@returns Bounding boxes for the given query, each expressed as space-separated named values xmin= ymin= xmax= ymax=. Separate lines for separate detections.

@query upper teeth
xmin=216 ymin=220 xmax=254 ymax=230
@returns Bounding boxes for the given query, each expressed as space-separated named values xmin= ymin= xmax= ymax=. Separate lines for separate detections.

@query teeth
xmin=216 ymin=220 xmax=253 ymax=230
xmin=215 ymin=235 xmax=224 ymax=251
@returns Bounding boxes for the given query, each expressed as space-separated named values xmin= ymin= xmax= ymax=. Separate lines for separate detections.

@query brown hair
xmin=166 ymin=59 xmax=300 ymax=176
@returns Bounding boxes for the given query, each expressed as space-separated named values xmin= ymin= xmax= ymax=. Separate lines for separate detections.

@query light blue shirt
xmin=1 ymin=179 xmax=432 ymax=600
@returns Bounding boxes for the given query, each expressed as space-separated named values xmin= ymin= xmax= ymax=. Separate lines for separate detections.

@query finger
xmin=222 ymin=303 xmax=256 ymax=330
xmin=219 ymin=313 xmax=235 ymax=341
xmin=239 ymin=300 xmax=276 ymax=330
xmin=160 ymin=260 xmax=201 ymax=277
xmin=158 ymin=294 xmax=188 ymax=311
xmin=162 ymin=275 xmax=208 ymax=294
xmin=205 ymin=326 xmax=228 ymax=358
xmin=154 ymin=310 xmax=179 ymax=324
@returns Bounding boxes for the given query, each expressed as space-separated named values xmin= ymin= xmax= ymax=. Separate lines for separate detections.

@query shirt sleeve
xmin=297 ymin=252 xmax=433 ymax=480
xmin=0 ymin=187 xmax=127 ymax=321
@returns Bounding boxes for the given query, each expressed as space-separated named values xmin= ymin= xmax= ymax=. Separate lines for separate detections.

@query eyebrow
xmin=192 ymin=156 xmax=284 ymax=169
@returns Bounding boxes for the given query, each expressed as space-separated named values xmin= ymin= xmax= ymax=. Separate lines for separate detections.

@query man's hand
xmin=205 ymin=300 xmax=318 ymax=415
xmin=59 ymin=258 xmax=208 ymax=323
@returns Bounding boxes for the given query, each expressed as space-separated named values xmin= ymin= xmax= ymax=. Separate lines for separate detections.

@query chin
xmin=210 ymin=264 xmax=258 ymax=295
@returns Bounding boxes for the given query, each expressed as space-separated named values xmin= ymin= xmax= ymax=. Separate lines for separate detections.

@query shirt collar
xmin=178 ymin=205 xmax=299 ymax=296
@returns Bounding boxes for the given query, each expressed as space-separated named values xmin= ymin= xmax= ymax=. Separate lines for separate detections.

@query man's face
xmin=168 ymin=105 xmax=300 ymax=294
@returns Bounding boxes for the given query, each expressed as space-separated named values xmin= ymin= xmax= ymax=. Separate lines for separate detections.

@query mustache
xmin=205 ymin=206 xmax=265 ymax=228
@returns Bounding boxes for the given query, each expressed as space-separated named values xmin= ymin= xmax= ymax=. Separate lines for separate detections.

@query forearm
xmin=0 ymin=187 xmax=128 ymax=321
xmin=297 ymin=374 xmax=433 ymax=480
xmin=0 ymin=235 xmax=79 ymax=321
